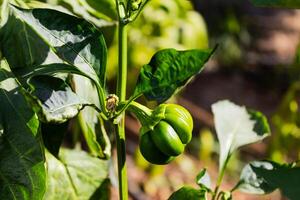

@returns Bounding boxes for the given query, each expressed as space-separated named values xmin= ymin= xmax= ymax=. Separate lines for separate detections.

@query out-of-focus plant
xmin=270 ymin=52 xmax=300 ymax=162
xmin=107 ymin=0 xmax=209 ymax=84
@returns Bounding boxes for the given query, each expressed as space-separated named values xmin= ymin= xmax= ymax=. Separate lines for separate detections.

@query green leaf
xmin=0 ymin=59 xmax=46 ymax=200
xmin=74 ymin=75 xmax=111 ymax=159
xmin=133 ymin=48 xmax=215 ymax=103
xmin=44 ymin=148 xmax=110 ymax=200
xmin=238 ymin=161 xmax=276 ymax=194
xmin=250 ymin=0 xmax=300 ymax=8
xmin=168 ymin=186 xmax=207 ymax=200
xmin=0 ymin=5 xmax=108 ymax=119
xmin=24 ymin=75 xmax=92 ymax=123
xmin=42 ymin=122 xmax=68 ymax=157
xmin=196 ymin=168 xmax=211 ymax=190
xmin=0 ymin=0 xmax=9 ymax=27
xmin=239 ymin=161 xmax=300 ymax=200
xmin=1 ymin=5 xmax=107 ymax=85
xmin=211 ymin=100 xmax=270 ymax=171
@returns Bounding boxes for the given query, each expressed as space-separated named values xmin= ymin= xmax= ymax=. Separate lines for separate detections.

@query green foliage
xmin=133 ymin=48 xmax=215 ymax=103
xmin=107 ymin=0 xmax=209 ymax=81
xmin=44 ymin=149 xmax=109 ymax=200
xmin=196 ymin=169 xmax=211 ymax=190
xmin=73 ymin=75 xmax=111 ymax=159
xmin=270 ymin=83 xmax=300 ymax=162
xmin=26 ymin=75 xmax=89 ymax=123
xmin=0 ymin=5 xmax=108 ymax=120
xmin=251 ymin=0 xmax=300 ymax=8
xmin=0 ymin=4 xmax=112 ymax=199
xmin=239 ymin=161 xmax=300 ymax=200
xmin=238 ymin=161 xmax=276 ymax=194
xmin=0 ymin=59 xmax=45 ymax=200
xmin=168 ymin=186 xmax=207 ymax=200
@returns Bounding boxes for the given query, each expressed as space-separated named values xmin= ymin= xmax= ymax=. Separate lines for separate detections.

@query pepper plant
xmin=0 ymin=0 xmax=214 ymax=199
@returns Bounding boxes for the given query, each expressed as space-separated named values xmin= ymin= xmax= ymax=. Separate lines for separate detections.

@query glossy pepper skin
xmin=140 ymin=104 xmax=193 ymax=165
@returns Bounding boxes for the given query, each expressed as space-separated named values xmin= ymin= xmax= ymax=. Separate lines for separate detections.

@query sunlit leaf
xmin=211 ymin=100 xmax=270 ymax=171
xmin=238 ymin=160 xmax=300 ymax=200
xmin=25 ymin=75 xmax=91 ymax=123
xmin=44 ymin=148 xmax=109 ymax=200
xmin=74 ymin=75 xmax=111 ymax=159
xmin=238 ymin=161 xmax=276 ymax=194
xmin=0 ymin=5 xmax=108 ymax=121
xmin=0 ymin=59 xmax=45 ymax=200
xmin=133 ymin=48 xmax=215 ymax=103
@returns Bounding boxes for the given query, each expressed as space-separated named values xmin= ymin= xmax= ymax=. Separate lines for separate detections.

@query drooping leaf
xmin=0 ymin=59 xmax=46 ymax=200
xmin=238 ymin=160 xmax=300 ymax=200
xmin=44 ymin=148 xmax=110 ymax=200
xmin=211 ymin=100 xmax=270 ymax=171
xmin=196 ymin=168 xmax=211 ymax=190
xmin=250 ymin=0 xmax=300 ymax=8
xmin=133 ymin=48 xmax=215 ymax=103
xmin=74 ymin=75 xmax=111 ymax=159
xmin=168 ymin=186 xmax=207 ymax=200
xmin=23 ymin=75 xmax=91 ymax=123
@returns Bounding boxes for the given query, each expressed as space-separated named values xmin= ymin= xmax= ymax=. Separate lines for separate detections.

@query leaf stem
xmin=212 ymin=154 xmax=231 ymax=200
xmin=115 ymin=13 xmax=128 ymax=200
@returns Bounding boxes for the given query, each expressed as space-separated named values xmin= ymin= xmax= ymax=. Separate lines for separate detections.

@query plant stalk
xmin=212 ymin=154 xmax=231 ymax=200
xmin=115 ymin=21 xmax=128 ymax=200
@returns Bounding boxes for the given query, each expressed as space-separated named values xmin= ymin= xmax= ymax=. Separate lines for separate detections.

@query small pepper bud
xmin=106 ymin=94 xmax=119 ymax=113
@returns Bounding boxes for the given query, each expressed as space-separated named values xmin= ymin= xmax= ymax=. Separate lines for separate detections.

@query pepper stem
xmin=127 ymin=101 xmax=153 ymax=126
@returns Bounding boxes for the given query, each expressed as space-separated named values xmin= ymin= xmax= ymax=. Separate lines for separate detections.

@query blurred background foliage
xmin=1 ymin=0 xmax=300 ymax=199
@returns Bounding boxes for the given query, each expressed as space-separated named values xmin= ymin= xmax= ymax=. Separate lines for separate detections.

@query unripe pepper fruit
xmin=139 ymin=104 xmax=193 ymax=165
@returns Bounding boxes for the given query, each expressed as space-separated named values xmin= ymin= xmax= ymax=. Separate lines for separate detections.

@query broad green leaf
xmin=211 ymin=100 xmax=270 ymax=171
xmin=196 ymin=168 xmax=211 ymax=190
xmin=0 ymin=5 xmax=107 ymax=85
xmin=44 ymin=148 xmax=110 ymax=200
xmin=0 ymin=5 xmax=108 ymax=121
xmin=238 ymin=161 xmax=276 ymax=194
xmin=168 ymin=186 xmax=207 ymax=200
xmin=238 ymin=161 xmax=300 ymax=200
xmin=133 ymin=48 xmax=215 ymax=103
xmin=74 ymin=75 xmax=111 ymax=159
xmin=25 ymin=75 xmax=91 ymax=123
xmin=251 ymin=0 xmax=300 ymax=8
xmin=0 ymin=59 xmax=46 ymax=200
